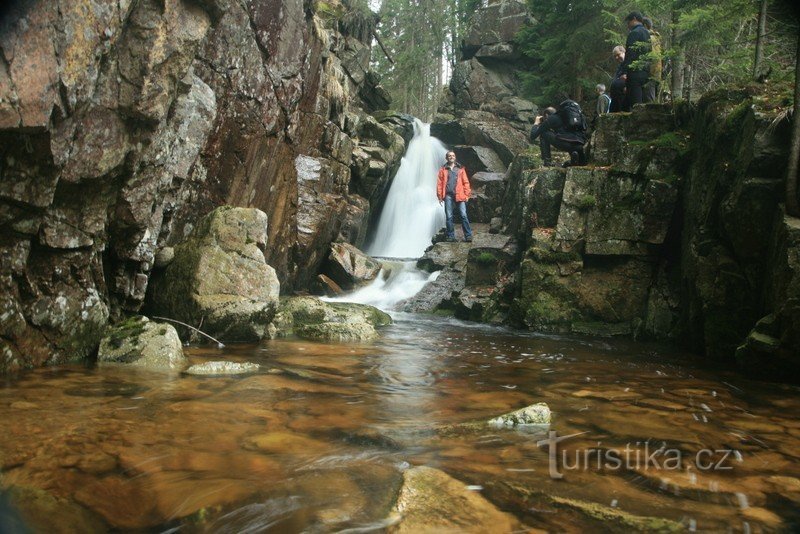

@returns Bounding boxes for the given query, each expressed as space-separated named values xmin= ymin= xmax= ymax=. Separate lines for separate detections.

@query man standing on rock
xmin=620 ymin=11 xmax=651 ymax=110
xmin=437 ymin=151 xmax=473 ymax=242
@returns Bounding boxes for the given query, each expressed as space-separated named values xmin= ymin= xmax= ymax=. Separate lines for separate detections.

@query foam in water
xmin=324 ymin=260 xmax=439 ymax=310
xmin=366 ymin=119 xmax=448 ymax=259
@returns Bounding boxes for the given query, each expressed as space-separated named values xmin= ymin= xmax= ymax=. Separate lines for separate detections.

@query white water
xmin=327 ymin=260 xmax=440 ymax=310
xmin=366 ymin=120 xmax=447 ymax=259
xmin=327 ymin=120 xmax=448 ymax=311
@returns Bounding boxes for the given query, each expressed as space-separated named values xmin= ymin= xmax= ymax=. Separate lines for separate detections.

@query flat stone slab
xmin=184 ymin=361 xmax=260 ymax=376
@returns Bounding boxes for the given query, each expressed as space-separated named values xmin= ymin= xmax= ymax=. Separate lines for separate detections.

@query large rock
xmin=462 ymin=0 xmax=533 ymax=58
xmin=466 ymin=171 xmax=507 ymax=224
xmin=271 ymin=296 xmax=391 ymax=342
xmin=149 ymin=207 xmax=280 ymax=342
xmin=554 ymin=168 xmax=679 ymax=256
xmin=390 ymin=466 xmax=522 ymax=533
xmin=98 ymin=316 xmax=186 ymax=371
xmin=488 ymin=402 xmax=551 ymax=427
xmin=324 ymin=242 xmax=383 ymax=290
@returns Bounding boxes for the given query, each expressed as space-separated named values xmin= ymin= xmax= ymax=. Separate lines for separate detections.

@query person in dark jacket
xmin=529 ymin=107 xmax=587 ymax=167
xmin=609 ymin=45 xmax=627 ymax=112
xmin=620 ymin=11 xmax=651 ymax=111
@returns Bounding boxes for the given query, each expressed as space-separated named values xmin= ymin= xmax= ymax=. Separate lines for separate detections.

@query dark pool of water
xmin=2 ymin=314 xmax=800 ymax=532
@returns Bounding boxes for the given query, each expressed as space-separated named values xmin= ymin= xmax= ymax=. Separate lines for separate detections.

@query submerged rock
xmin=488 ymin=402 xmax=551 ymax=427
xmin=390 ymin=466 xmax=522 ymax=533
xmin=271 ymin=296 xmax=391 ymax=342
xmin=98 ymin=316 xmax=185 ymax=371
xmin=149 ymin=207 xmax=280 ymax=342
xmin=550 ymin=496 xmax=683 ymax=532
xmin=184 ymin=361 xmax=260 ymax=376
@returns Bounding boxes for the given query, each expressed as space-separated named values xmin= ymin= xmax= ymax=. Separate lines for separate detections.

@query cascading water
xmin=366 ymin=119 xmax=448 ymax=259
xmin=327 ymin=119 xmax=448 ymax=310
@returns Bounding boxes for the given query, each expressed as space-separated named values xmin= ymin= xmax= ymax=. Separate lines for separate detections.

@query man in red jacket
xmin=437 ymin=151 xmax=473 ymax=242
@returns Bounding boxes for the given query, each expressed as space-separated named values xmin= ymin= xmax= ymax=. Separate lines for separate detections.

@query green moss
xmin=107 ymin=316 xmax=148 ymax=349
xmin=577 ymin=194 xmax=596 ymax=211
xmin=475 ymin=252 xmax=498 ymax=265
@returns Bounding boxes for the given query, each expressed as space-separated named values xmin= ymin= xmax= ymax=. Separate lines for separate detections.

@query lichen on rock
xmin=271 ymin=296 xmax=391 ymax=342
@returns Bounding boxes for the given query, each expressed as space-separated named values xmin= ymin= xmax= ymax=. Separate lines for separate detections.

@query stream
xmin=2 ymin=121 xmax=799 ymax=532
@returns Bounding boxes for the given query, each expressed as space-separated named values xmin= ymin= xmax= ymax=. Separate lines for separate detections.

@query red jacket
xmin=437 ymin=164 xmax=471 ymax=203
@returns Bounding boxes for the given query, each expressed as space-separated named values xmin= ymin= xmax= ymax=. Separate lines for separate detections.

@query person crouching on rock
xmin=437 ymin=150 xmax=473 ymax=243
xmin=529 ymin=104 xmax=588 ymax=168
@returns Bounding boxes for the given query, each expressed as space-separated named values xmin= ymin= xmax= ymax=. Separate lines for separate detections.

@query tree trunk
xmin=670 ymin=11 xmax=684 ymax=100
xmin=786 ymin=32 xmax=800 ymax=216
xmin=753 ymin=0 xmax=768 ymax=80
xmin=683 ymin=63 xmax=693 ymax=101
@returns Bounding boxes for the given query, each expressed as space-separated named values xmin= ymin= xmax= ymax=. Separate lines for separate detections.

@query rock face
xmin=0 ymin=0 xmax=404 ymax=371
xmin=391 ymin=466 xmax=522 ymax=533
xmin=271 ymin=296 xmax=392 ymax=342
xmin=149 ymin=207 xmax=280 ymax=342
xmin=98 ymin=317 xmax=186 ymax=371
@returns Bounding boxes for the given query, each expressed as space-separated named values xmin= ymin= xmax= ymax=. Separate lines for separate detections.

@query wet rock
xmin=311 ymin=274 xmax=345 ymax=297
xmin=550 ymin=496 xmax=683 ymax=532
xmin=184 ymin=361 xmax=260 ymax=376
xmin=149 ymin=207 xmax=280 ymax=342
xmin=390 ymin=466 xmax=522 ymax=533
xmin=324 ymin=242 xmax=382 ymax=290
xmin=488 ymin=402 xmax=551 ymax=427
xmin=3 ymin=485 xmax=106 ymax=534
xmin=98 ymin=316 xmax=186 ymax=371
xmin=271 ymin=296 xmax=391 ymax=342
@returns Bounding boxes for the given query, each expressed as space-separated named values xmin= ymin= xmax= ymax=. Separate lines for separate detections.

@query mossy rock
xmin=98 ymin=316 xmax=186 ymax=371
xmin=271 ymin=296 xmax=391 ymax=342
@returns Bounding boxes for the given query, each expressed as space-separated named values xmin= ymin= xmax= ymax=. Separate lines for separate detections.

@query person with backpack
xmin=529 ymin=101 xmax=588 ymax=167
xmin=642 ymin=16 xmax=663 ymax=103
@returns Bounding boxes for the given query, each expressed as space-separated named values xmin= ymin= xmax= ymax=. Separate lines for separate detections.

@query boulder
xmin=453 ymin=147 xmax=505 ymax=176
xmin=488 ymin=402 xmax=551 ymax=427
xmin=390 ymin=466 xmax=522 ymax=533
xmin=149 ymin=207 xmax=280 ymax=342
xmin=184 ymin=361 xmax=260 ymax=376
xmin=324 ymin=242 xmax=382 ymax=290
xmin=271 ymin=296 xmax=391 ymax=342
xmin=98 ymin=317 xmax=186 ymax=371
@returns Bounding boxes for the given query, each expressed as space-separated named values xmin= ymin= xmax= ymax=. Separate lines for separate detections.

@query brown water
xmin=2 ymin=313 xmax=800 ymax=532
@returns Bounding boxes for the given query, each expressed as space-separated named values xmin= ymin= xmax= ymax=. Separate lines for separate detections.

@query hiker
xmin=642 ymin=16 xmax=663 ymax=103
xmin=609 ymin=45 xmax=626 ymax=112
xmin=529 ymin=101 xmax=588 ymax=167
xmin=620 ymin=11 xmax=651 ymax=110
xmin=596 ymin=83 xmax=611 ymax=116
xmin=437 ymin=150 xmax=473 ymax=243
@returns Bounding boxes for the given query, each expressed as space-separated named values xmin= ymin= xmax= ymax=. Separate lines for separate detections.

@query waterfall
xmin=366 ymin=119 xmax=448 ymax=259
xmin=326 ymin=119 xmax=447 ymax=310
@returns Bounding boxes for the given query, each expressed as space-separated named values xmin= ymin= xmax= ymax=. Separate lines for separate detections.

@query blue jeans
xmin=445 ymin=195 xmax=472 ymax=239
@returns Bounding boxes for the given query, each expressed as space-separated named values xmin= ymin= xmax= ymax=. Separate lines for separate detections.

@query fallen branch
xmin=151 ymin=316 xmax=226 ymax=348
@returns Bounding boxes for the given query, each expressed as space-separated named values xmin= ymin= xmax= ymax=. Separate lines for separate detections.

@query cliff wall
xmin=0 ymin=0 xmax=404 ymax=372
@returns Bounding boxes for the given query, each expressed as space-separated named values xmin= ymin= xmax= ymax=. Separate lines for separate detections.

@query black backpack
xmin=558 ymin=100 xmax=587 ymax=133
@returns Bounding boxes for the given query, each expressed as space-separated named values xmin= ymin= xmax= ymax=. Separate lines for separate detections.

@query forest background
xmin=346 ymin=0 xmax=798 ymax=121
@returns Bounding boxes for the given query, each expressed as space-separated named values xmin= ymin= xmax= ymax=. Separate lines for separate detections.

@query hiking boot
xmin=464 ymin=236 xmax=473 ymax=242
xmin=446 ymin=236 xmax=457 ymax=242
xmin=542 ymin=160 xmax=556 ymax=168
xmin=569 ymin=151 xmax=580 ymax=165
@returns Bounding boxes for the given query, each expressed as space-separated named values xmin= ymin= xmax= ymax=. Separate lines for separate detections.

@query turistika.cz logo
xmin=536 ymin=431 xmax=741 ymax=479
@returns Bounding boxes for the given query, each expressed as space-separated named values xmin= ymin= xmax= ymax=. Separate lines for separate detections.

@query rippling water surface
xmin=2 ymin=314 xmax=800 ymax=532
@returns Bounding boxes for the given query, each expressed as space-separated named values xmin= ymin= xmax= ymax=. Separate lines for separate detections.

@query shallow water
xmin=2 ymin=314 xmax=800 ymax=532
